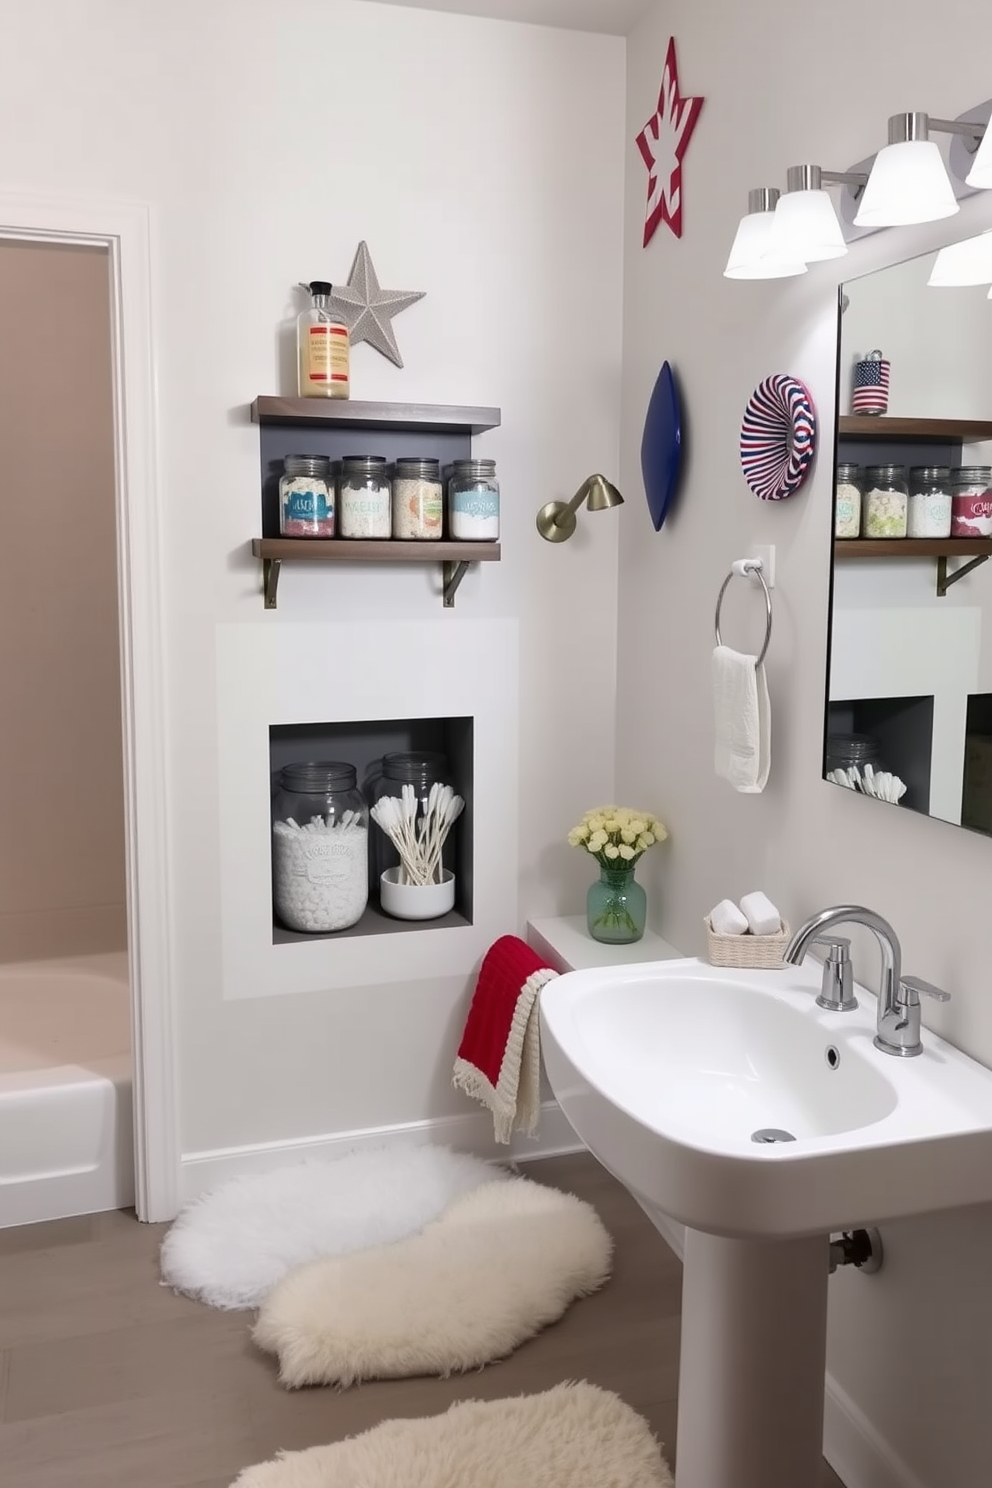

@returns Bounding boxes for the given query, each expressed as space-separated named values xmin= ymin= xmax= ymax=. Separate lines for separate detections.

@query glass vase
xmin=586 ymin=863 xmax=647 ymax=944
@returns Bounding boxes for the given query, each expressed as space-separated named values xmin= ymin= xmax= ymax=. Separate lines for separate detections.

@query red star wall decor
xmin=636 ymin=37 xmax=704 ymax=246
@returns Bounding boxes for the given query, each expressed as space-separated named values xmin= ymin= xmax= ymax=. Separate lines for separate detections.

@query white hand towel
xmin=712 ymin=645 xmax=771 ymax=793
xmin=739 ymin=890 xmax=781 ymax=937
xmin=709 ymin=899 xmax=749 ymax=936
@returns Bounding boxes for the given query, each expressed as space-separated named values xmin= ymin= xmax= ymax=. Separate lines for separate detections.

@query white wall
xmin=0 ymin=0 xmax=625 ymax=1164
xmin=619 ymin=4 xmax=992 ymax=1485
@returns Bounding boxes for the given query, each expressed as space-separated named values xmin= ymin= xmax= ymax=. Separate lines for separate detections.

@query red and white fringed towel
xmin=453 ymin=935 xmax=559 ymax=1144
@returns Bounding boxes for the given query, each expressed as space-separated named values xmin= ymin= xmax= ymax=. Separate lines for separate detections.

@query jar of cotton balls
xmin=272 ymin=762 xmax=369 ymax=933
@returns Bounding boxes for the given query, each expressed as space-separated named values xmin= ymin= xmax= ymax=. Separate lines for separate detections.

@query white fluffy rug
xmin=160 ymin=1145 xmax=503 ymax=1310
xmin=253 ymin=1176 xmax=613 ymax=1388
xmin=231 ymin=1381 xmax=672 ymax=1488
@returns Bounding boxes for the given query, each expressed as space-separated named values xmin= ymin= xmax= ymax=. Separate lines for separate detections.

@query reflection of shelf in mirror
xmin=834 ymin=539 xmax=992 ymax=596
xmin=838 ymin=416 xmax=992 ymax=442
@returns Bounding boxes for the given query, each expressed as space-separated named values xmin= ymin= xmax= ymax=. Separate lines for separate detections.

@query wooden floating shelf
xmin=834 ymin=538 xmax=992 ymax=596
xmin=251 ymin=397 xmax=501 ymax=436
xmin=838 ymin=416 xmax=992 ymax=442
xmin=250 ymin=538 xmax=501 ymax=610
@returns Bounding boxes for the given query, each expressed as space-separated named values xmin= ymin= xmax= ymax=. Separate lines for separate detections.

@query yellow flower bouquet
xmin=568 ymin=806 xmax=668 ymax=944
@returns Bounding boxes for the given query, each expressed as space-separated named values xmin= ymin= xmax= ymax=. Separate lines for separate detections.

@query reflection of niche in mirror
xmin=825 ymin=233 xmax=992 ymax=838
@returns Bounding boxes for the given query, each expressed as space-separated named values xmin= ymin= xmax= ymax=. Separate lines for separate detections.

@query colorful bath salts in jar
xmin=392 ymin=457 xmax=443 ymax=540
xmin=951 ymin=466 xmax=992 ymax=538
xmin=834 ymin=462 xmax=862 ymax=538
xmin=448 ymin=458 xmax=499 ymax=541
xmin=908 ymin=466 xmax=952 ymax=538
xmin=279 ymin=455 xmax=334 ymax=537
xmin=863 ymin=464 xmax=908 ymax=539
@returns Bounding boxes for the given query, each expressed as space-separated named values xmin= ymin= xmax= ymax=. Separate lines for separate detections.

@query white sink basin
xmin=540 ymin=955 xmax=992 ymax=1240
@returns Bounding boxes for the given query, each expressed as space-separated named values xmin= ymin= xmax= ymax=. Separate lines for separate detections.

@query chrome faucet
xmin=784 ymin=905 xmax=950 ymax=1058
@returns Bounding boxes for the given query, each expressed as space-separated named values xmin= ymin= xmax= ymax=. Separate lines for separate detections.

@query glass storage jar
xmin=951 ymin=465 xmax=992 ymax=537
xmin=392 ymin=457 xmax=443 ymax=540
xmin=863 ymin=465 xmax=908 ymax=539
xmin=448 ymin=458 xmax=499 ymax=541
xmin=834 ymin=463 xmax=862 ymax=538
xmin=369 ymin=751 xmax=454 ymax=888
xmin=908 ymin=466 xmax=952 ymax=538
xmin=271 ymin=761 xmax=368 ymax=933
xmin=279 ymin=455 xmax=334 ymax=537
xmin=339 ymin=455 xmax=391 ymax=539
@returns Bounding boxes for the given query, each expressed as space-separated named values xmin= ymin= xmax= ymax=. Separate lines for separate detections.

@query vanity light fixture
xmin=724 ymin=188 xmax=807 ymax=279
xmin=854 ymin=112 xmax=985 ymax=226
xmin=536 ymin=475 xmax=624 ymax=543
xmin=769 ymin=165 xmax=868 ymax=263
xmin=927 ymin=230 xmax=992 ymax=286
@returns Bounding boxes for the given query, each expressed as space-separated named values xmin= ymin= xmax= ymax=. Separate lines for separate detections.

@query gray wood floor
xmin=0 ymin=1152 xmax=844 ymax=1486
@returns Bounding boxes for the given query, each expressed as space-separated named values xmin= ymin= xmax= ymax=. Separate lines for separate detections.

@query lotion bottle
xmin=297 ymin=280 xmax=350 ymax=399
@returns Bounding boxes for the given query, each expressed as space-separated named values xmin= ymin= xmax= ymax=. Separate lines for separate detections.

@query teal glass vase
xmin=586 ymin=863 xmax=646 ymax=944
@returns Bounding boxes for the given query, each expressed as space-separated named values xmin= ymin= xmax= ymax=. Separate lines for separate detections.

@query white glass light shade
xmin=966 ymin=127 xmax=992 ymax=189
xmin=724 ymin=210 xmax=807 ymax=279
xmin=855 ymin=140 xmax=959 ymax=226
xmin=769 ymin=189 xmax=848 ymax=263
xmin=928 ymin=231 xmax=992 ymax=286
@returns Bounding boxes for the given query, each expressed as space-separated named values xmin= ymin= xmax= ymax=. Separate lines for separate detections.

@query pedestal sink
xmin=539 ymin=956 xmax=992 ymax=1488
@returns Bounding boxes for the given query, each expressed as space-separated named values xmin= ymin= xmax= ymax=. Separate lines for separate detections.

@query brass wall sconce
xmin=536 ymin=474 xmax=625 ymax=543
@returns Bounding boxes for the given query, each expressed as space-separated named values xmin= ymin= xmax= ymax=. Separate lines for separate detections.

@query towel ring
xmin=714 ymin=558 xmax=773 ymax=666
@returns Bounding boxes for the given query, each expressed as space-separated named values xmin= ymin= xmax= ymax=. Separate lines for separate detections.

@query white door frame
xmin=0 ymin=191 xmax=180 ymax=1220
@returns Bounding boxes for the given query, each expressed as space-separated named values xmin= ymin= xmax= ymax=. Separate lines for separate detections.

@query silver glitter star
xmin=329 ymin=242 xmax=425 ymax=368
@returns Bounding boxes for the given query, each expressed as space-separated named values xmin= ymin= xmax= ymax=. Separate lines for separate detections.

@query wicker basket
xmin=704 ymin=917 xmax=791 ymax=970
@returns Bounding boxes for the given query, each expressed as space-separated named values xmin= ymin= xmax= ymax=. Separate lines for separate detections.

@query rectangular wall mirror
xmin=825 ymin=229 xmax=992 ymax=835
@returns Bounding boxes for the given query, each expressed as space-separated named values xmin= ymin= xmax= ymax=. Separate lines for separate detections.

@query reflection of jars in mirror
xmin=272 ymin=762 xmax=369 ymax=933
xmin=908 ymin=466 xmax=952 ymax=538
xmin=825 ymin=734 xmax=885 ymax=782
xmin=370 ymin=751 xmax=454 ymax=888
xmin=834 ymin=463 xmax=862 ymax=538
xmin=951 ymin=466 xmax=992 ymax=538
xmin=863 ymin=465 xmax=908 ymax=539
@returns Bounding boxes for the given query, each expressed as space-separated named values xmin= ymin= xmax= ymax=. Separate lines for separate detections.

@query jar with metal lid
xmin=392 ymin=457 xmax=443 ymax=540
xmin=863 ymin=464 xmax=908 ymax=539
xmin=339 ymin=456 xmax=391 ymax=539
xmin=951 ymin=466 xmax=992 ymax=538
xmin=279 ymin=455 xmax=334 ymax=537
xmin=908 ymin=465 xmax=952 ymax=538
xmin=272 ymin=762 xmax=368 ymax=932
xmin=448 ymin=458 xmax=499 ymax=541
xmin=834 ymin=463 xmax=862 ymax=539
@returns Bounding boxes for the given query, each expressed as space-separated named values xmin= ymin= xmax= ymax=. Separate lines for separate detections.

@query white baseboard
xmin=824 ymin=1373 xmax=930 ymax=1488
xmin=179 ymin=1099 xmax=583 ymax=1203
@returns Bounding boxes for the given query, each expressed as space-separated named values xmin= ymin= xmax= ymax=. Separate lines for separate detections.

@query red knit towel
xmin=453 ymin=935 xmax=559 ymax=1144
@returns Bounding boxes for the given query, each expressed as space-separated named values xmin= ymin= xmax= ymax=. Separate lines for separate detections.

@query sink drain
xmin=751 ymin=1128 xmax=796 ymax=1144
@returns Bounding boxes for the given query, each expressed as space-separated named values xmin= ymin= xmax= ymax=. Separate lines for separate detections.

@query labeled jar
xmin=392 ymin=458 xmax=443 ymax=540
xmin=951 ymin=466 xmax=992 ymax=538
xmin=863 ymin=465 xmax=908 ymax=539
xmin=279 ymin=455 xmax=334 ymax=537
xmin=908 ymin=466 xmax=952 ymax=538
xmin=272 ymin=762 xmax=368 ymax=933
xmin=834 ymin=463 xmax=862 ymax=539
xmin=339 ymin=456 xmax=391 ymax=539
xmin=448 ymin=458 xmax=499 ymax=541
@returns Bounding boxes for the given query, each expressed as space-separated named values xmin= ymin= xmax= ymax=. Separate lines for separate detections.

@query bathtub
xmin=0 ymin=950 xmax=134 ymax=1228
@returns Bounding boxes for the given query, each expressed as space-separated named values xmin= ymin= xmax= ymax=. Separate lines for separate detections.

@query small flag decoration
xmin=852 ymin=351 xmax=890 ymax=415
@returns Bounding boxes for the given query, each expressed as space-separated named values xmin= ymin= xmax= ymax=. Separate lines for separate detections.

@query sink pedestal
xmin=676 ymin=1228 xmax=829 ymax=1488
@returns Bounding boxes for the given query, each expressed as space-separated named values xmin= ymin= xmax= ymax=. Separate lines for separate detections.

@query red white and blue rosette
xmin=739 ymin=375 xmax=817 ymax=501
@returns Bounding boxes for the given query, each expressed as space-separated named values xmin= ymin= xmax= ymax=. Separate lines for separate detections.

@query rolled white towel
xmin=739 ymin=890 xmax=782 ymax=937
xmin=709 ymin=899 xmax=749 ymax=936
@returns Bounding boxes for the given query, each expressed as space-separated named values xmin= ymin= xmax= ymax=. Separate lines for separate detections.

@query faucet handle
xmin=814 ymin=936 xmax=851 ymax=962
xmin=814 ymin=937 xmax=858 ymax=1012
xmin=899 ymin=975 xmax=951 ymax=1006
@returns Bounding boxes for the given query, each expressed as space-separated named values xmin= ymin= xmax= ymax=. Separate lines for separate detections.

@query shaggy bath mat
xmin=253 ymin=1176 xmax=613 ymax=1387
xmin=231 ymin=1381 xmax=673 ymax=1488
xmin=160 ymin=1144 xmax=503 ymax=1310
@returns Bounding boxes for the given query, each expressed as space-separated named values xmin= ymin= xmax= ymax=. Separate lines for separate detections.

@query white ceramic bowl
xmin=380 ymin=868 xmax=455 ymax=921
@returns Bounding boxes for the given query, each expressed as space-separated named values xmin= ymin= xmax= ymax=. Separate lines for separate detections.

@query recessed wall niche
xmin=269 ymin=717 xmax=474 ymax=943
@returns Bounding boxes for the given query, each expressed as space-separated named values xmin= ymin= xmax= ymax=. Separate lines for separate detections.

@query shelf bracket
xmin=262 ymin=557 xmax=281 ymax=610
xmin=936 ymin=553 xmax=990 ymax=597
xmin=442 ymin=560 xmax=470 ymax=608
